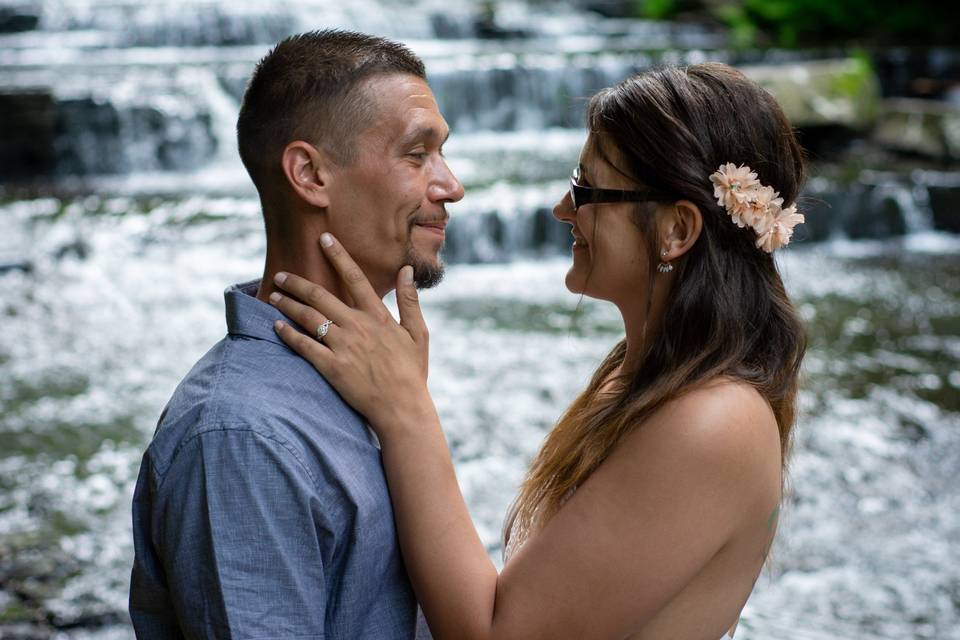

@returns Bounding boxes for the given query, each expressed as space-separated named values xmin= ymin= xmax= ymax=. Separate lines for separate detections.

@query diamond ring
xmin=316 ymin=319 xmax=334 ymax=340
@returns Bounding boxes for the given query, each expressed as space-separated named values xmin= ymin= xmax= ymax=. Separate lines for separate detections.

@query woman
xmin=271 ymin=63 xmax=807 ymax=639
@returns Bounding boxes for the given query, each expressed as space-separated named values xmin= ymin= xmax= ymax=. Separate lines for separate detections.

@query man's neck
xmin=254 ymin=235 xmax=400 ymax=308
xmin=254 ymin=236 xmax=358 ymax=307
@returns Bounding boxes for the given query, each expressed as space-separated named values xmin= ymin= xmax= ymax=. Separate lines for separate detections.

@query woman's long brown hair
xmin=504 ymin=63 xmax=807 ymax=556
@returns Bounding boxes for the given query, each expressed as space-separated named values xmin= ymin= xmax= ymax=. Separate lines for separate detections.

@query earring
xmin=657 ymin=250 xmax=673 ymax=273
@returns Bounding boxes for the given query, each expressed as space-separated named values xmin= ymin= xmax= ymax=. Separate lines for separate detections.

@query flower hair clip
xmin=709 ymin=163 xmax=804 ymax=253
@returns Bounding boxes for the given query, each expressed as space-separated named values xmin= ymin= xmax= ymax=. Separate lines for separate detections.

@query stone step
xmin=873 ymin=97 xmax=960 ymax=161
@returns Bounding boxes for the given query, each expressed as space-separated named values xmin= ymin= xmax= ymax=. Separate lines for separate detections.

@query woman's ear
xmin=281 ymin=141 xmax=333 ymax=209
xmin=658 ymin=199 xmax=703 ymax=262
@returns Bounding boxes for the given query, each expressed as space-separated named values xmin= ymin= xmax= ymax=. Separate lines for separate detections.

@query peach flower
xmin=709 ymin=162 xmax=804 ymax=252
xmin=738 ymin=185 xmax=783 ymax=234
xmin=709 ymin=163 xmax=760 ymax=212
xmin=755 ymin=204 xmax=805 ymax=253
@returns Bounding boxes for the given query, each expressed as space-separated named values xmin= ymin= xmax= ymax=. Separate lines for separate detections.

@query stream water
xmin=1 ymin=1 xmax=959 ymax=638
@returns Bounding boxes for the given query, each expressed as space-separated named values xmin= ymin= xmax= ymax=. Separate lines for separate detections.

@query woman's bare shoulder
xmin=493 ymin=378 xmax=783 ymax=638
xmin=646 ymin=377 xmax=777 ymax=447
xmin=615 ymin=377 xmax=782 ymax=505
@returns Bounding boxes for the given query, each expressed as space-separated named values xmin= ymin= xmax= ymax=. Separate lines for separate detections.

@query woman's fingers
xmin=396 ymin=266 xmax=428 ymax=346
xmin=268 ymin=292 xmax=341 ymax=347
xmin=318 ymin=233 xmax=382 ymax=312
xmin=274 ymin=272 xmax=352 ymax=325
xmin=273 ymin=319 xmax=335 ymax=376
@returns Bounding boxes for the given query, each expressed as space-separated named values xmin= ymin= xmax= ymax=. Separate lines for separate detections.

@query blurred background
xmin=1 ymin=0 xmax=959 ymax=638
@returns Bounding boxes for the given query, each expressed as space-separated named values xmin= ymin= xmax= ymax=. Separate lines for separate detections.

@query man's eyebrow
xmin=399 ymin=126 xmax=450 ymax=147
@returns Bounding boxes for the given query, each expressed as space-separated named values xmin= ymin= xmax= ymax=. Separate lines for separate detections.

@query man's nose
xmin=429 ymin=158 xmax=465 ymax=204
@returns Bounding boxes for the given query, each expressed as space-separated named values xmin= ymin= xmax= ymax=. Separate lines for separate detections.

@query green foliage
xmin=712 ymin=2 xmax=756 ymax=48
xmin=830 ymin=54 xmax=871 ymax=98
xmin=632 ymin=0 xmax=958 ymax=47
xmin=634 ymin=0 xmax=676 ymax=20
xmin=0 ymin=601 xmax=33 ymax=623
xmin=828 ymin=52 xmax=880 ymax=121
xmin=745 ymin=0 xmax=957 ymax=46
xmin=632 ymin=0 xmax=703 ymax=20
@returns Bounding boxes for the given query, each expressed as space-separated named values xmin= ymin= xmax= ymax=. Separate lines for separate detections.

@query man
xmin=129 ymin=29 xmax=463 ymax=639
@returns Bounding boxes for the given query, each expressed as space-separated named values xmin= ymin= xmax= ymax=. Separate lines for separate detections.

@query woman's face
xmin=553 ymin=136 xmax=656 ymax=306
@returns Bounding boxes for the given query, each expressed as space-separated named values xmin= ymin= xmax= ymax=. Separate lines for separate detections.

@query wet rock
xmin=796 ymin=188 xmax=847 ymax=242
xmin=430 ymin=11 xmax=474 ymax=39
xmin=53 ymin=97 xmax=124 ymax=175
xmin=0 ymin=71 xmax=222 ymax=178
xmin=0 ymin=3 xmax=40 ymax=33
xmin=0 ymin=622 xmax=51 ymax=640
xmin=927 ymin=184 xmax=960 ymax=233
xmin=53 ymin=239 xmax=90 ymax=261
xmin=798 ymin=174 xmax=942 ymax=242
xmin=0 ymin=260 xmax=33 ymax=274
xmin=844 ymin=183 xmax=908 ymax=239
xmin=898 ymin=420 xmax=930 ymax=443
xmin=572 ymin=0 xmax=632 ymax=18
xmin=472 ymin=1 xmax=533 ymax=39
xmin=796 ymin=124 xmax=863 ymax=157
xmin=0 ymin=537 xmax=90 ymax=637
xmin=741 ymin=57 xmax=881 ymax=130
xmin=872 ymin=98 xmax=960 ymax=161
xmin=872 ymin=48 xmax=960 ymax=101
xmin=531 ymin=206 xmax=570 ymax=252
xmin=0 ymin=90 xmax=57 ymax=179
xmin=53 ymin=94 xmax=218 ymax=175
xmin=489 ymin=210 xmax=505 ymax=246
xmin=446 ymin=210 xmax=511 ymax=263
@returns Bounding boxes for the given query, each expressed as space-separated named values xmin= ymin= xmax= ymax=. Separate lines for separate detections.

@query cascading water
xmin=1 ymin=2 xmax=959 ymax=639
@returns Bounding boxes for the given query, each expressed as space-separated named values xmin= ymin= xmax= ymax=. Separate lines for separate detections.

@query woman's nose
xmin=553 ymin=189 xmax=575 ymax=223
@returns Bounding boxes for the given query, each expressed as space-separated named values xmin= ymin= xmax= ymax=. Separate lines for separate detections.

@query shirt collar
xmin=225 ymin=279 xmax=381 ymax=449
xmin=224 ymin=279 xmax=291 ymax=345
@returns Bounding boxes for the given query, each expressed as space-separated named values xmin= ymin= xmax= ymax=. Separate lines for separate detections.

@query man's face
xmin=324 ymin=74 xmax=464 ymax=294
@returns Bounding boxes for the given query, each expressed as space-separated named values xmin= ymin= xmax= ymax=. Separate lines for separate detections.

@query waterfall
xmin=190 ymin=66 xmax=242 ymax=166
xmin=1 ymin=0 xmax=958 ymax=251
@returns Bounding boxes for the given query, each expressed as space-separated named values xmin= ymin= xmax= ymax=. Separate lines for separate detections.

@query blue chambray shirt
xmin=130 ymin=280 xmax=427 ymax=639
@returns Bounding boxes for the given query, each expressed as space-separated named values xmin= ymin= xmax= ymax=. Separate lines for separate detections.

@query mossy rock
xmin=740 ymin=57 xmax=881 ymax=130
xmin=872 ymin=98 xmax=960 ymax=161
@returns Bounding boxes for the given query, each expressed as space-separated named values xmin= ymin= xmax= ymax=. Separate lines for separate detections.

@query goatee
xmin=405 ymin=246 xmax=445 ymax=289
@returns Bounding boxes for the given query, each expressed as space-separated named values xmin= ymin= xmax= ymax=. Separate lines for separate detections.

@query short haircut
xmin=236 ymin=29 xmax=426 ymax=195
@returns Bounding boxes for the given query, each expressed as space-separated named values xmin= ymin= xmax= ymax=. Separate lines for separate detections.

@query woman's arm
xmin=271 ymin=235 xmax=780 ymax=640
xmin=270 ymin=240 xmax=500 ymax=639
xmin=378 ymin=403 xmax=501 ymax=639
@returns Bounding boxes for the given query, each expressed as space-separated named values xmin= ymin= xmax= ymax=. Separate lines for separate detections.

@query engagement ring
xmin=316 ymin=319 xmax=333 ymax=340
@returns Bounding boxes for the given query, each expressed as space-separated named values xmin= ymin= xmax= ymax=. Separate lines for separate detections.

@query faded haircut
xmin=236 ymin=29 xmax=426 ymax=196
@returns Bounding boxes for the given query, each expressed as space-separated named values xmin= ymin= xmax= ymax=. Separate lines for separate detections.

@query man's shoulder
xmin=143 ymin=332 xmax=369 ymax=486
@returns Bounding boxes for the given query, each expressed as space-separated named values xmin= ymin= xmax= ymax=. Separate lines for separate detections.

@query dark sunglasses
xmin=569 ymin=167 xmax=674 ymax=211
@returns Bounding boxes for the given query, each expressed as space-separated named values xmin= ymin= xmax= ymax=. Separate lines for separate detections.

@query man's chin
xmin=406 ymin=248 xmax=445 ymax=289
xmin=412 ymin=258 xmax=444 ymax=289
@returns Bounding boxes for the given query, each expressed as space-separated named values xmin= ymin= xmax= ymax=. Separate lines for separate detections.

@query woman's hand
xmin=269 ymin=233 xmax=435 ymax=434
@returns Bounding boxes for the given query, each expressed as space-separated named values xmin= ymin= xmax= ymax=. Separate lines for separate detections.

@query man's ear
xmin=658 ymin=199 xmax=703 ymax=261
xmin=281 ymin=141 xmax=333 ymax=209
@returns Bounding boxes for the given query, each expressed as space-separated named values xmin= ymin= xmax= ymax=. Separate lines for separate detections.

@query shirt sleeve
xmin=153 ymin=426 xmax=328 ymax=640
